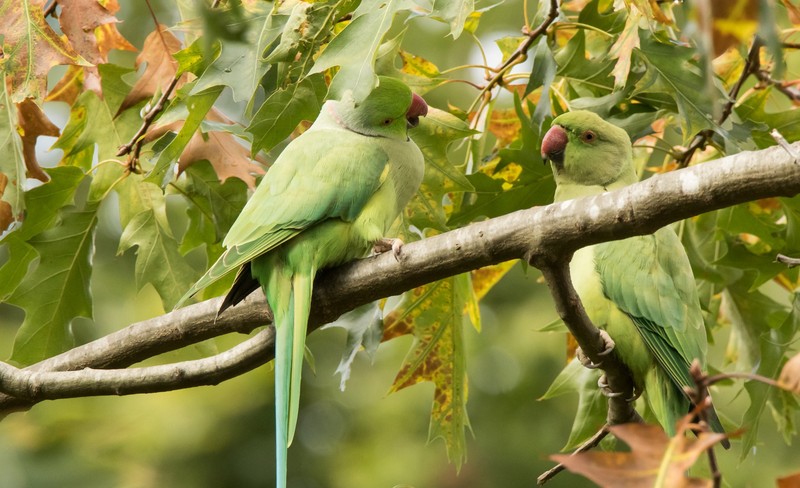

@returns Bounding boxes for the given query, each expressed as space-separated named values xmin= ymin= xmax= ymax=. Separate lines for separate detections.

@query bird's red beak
xmin=541 ymin=125 xmax=567 ymax=164
xmin=406 ymin=93 xmax=428 ymax=129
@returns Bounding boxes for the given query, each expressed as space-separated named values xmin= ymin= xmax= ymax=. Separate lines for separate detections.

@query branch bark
xmin=0 ymin=142 xmax=798 ymax=417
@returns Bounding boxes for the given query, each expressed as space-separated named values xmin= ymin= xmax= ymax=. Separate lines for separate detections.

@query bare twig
xmin=116 ymin=75 xmax=181 ymax=168
xmin=771 ymin=130 xmax=799 ymax=159
xmin=537 ymin=425 xmax=610 ymax=485
xmin=777 ymin=253 xmax=800 ymax=268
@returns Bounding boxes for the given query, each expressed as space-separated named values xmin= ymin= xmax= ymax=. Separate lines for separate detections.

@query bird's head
xmin=541 ymin=111 xmax=634 ymax=187
xmin=336 ymin=77 xmax=428 ymax=140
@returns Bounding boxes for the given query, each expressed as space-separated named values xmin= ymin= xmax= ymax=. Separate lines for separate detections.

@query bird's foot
xmin=597 ymin=374 xmax=624 ymax=398
xmin=373 ymin=238 xmax=404 ymax=261
xmin=575 ymin=330 xmax=616 ymax=369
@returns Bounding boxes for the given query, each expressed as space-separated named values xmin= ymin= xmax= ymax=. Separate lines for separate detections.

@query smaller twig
xmin=777 ymin=253 xmax=800 ymax=267
xmin=537 ymin=425 xmax=610 ymax=485
xmin=783 ymin=42 xmax=800 ymax=50
xmin=703 ymin=371 xmax=782 ymax=389
xmin=675 ymin=37 xmax=762 ymax=168
xmin=756 ymin=69 xmax=800 ymax=102
xmin=770 ymin=129 xmax=799 ymax=160
xmin=116 ymin=76 xmax=181 ymax=168
xmin=707 ymin=432 xmax=721 ymax=488
xmin=211 ymin=0 xmax=222 ymax=7
xmin=688 ymin=362 xmax=722 ymax=487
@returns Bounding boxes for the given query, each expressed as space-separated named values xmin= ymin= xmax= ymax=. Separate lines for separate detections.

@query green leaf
xmin=172 ymin=160 xmax=248 ymax=248
xmin=405 ymin=108 xmax=475 ymax=232
xmin=739 ymin=291 xmax=798 ymax=458
xmin=8 ymin=204 xmax=97 ymax=365
xmin=540 ymin=358 xmax=607 ymax=451
xmin=146 ymin=86 xmax=223 ymax=186
xmin=309 ymin=0 xmax=411 ymax=101
xmin=385 ymin=274 xmax=476 ymax=470
xmin=247 ymin=74 xmax=327 ymax=155
xmin=526 ymin=36 xmax=558 ymax=123
xmin=0 ymin=80 xmax=26 ymax=231
xmin=431 ymin=0 xmax=475 ymax=39
xmin=117 ymin=178 xmax=199 ymax=310
xmin=0 ymin=166 xmax=86 ymax=298
xmin=633 ymin=31 xmax=727 ymax=144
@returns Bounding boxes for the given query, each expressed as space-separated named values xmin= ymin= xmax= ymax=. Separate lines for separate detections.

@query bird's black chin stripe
xmin=547 ymin=150 xmax=564 ymax=170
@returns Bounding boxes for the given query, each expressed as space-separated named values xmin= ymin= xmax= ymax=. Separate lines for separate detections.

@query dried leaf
xmin=486 ymin=108 xmax=522 ymax=148
xmin=149 ymin=108 xmax=264 ymax=187
xmin=709 ymin=0 xmax=758 ymax=56
xmin=116 ymin=24 xmax=184 ymax=115
xmin=552 ymin=421 xmax=728 ymax=488
xmin=0 ymin=0 xmax=84 ymax=102
xmin=778 ymin=472 xmax=800 ymax=488
xmin=16 ymin=97 xmax=59 ymax=182
xmin=0 ymin=173 xmax=13 ymax=232
xmin=609 ymin=5 xmax=641 ymax=88
xmin=778 ymin=352 xmax=800 ymax=394
xmin=48 ymin=0 xmax=135 ymax=102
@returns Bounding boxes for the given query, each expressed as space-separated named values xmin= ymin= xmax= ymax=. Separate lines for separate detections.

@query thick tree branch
xmin=0 ymin=142 xmax=798 ymax=415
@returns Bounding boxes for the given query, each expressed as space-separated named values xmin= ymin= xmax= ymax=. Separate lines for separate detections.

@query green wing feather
xmin=175 ymin=131 xmax=390 ymax=307
xmin=595 ymin=226 xmax=707 ymax=385
xmin=596 ymin=227 xmax=727 ymax=440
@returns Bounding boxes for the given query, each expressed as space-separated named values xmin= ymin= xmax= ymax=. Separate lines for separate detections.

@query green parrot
xmin=540 ymin=110 xmax=727 ymax=445
xmin=177 ymin=77 xmax=428 ymax=486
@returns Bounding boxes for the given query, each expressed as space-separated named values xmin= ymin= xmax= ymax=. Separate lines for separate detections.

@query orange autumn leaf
xmin=146 ymin=109 xmax=264 ymax=187
xmin=0 ymin=173 xmax=14 ymax=232
xmin=1 ymin=0 xmax=85 ymax=102
xmin=778 ymin=352 xmax=800 ymax=395
xmin=16 ymin=98 xmax=59 ymax=182
xmin=116 ymin=24 xmax=184 ymax=115
xmin=47 ymin=0 xmax=135 ymax=102
xmin=553 ymin=421 xmax=728 ymax=488
xmin=778 ymin=472 xmax=800 ymax=488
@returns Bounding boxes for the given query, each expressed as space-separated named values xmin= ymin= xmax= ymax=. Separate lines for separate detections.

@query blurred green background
xmin=1 ymin=0 xmax=799 ymax=486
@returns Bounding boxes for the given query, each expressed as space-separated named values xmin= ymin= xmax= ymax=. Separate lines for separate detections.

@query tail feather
xmin=217 ymin=262 xmax=260 ymax=317
xmin=271 ymin=269 xmax=315 ymax=488
xmin=645 ymin=367 xmax=730 ymax=449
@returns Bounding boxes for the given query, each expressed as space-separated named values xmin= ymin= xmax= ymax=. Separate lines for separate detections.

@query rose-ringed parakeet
xmin=540 ymin=111 xmax=727 ymax=445
xmin=177 ymin=77 xmax=428 ymax=486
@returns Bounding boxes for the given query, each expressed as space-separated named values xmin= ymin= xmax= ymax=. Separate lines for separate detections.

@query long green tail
xmin=270 ymin=269 xmax=314 ymax=488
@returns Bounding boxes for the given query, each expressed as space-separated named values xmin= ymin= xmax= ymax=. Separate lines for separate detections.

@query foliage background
xmin=2 ymin=0 xmax=800 ymax=486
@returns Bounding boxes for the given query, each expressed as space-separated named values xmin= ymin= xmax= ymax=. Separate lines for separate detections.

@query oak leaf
xmin=47 ymin=0 xmax=135 ymax=102
xmin=116 ymin=24 xmax=184 ymax=115
xmin=552 ymin=421 xmax=728 ymax=488
xmin=0 ymin=0 xmax=85 ymax=101
xmin=17 ymin=98 xmax=59 ymax=182
xmin=778 ymin=352 xmax=800 ymax=394
xmin=147 ymin=109 xmax=264 ymax=187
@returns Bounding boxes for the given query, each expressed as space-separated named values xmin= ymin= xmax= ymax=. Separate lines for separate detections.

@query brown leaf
xmin=1 ymin=0 xmax=84 ymax=101
xmin=146 ymin=109 xmax=264 ymax=187
xmin=486 ymin=108 xmax=522 ymax=148
xmin=778 ymin=472 xmax=800 ymax=488
xmin=778 ymin=352 xmax=800 ymax=394
xmin=708 ymin=0 xmax=759 ymax=56
xmin=552 ymin=421 xmax=727 ymax=488
xmin=0 ymin=173 xmax=14 ymax=233
xmin=17 ymin=98 xmax=59 ymax=182
xmin=116 ymin=24 xmax=184 ymax=115
xmin=46 ymin=0 xmax=135 ymax=102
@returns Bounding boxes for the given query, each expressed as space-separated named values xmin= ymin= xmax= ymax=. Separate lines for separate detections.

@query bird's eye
xmin=581 ymin=130 xmax=596 ymax=143
xmin=383 ymin=118 xmax=393 ymax=125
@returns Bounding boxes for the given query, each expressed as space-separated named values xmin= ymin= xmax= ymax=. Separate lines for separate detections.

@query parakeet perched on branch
xmin=177 ymin=77 xmax=428 ymax=487
xmin=541 ymin=110 xmax=727 ymax=445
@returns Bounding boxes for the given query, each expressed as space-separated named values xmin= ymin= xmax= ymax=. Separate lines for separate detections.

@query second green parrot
xmin=177 ymin=77 xmax=428 ymax=487
xmin=541 ymin=111 xmax=727 ymax=444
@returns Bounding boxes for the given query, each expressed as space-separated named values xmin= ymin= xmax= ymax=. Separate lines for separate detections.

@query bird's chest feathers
xmin=353 ymin=139 xmax=424 ymax=240
xmin=570 ymin=246 xmax=610 ymax=325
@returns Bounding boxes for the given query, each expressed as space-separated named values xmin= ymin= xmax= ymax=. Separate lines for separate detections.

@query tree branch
xmin=0 ymin=142 xmax=798 ymax=415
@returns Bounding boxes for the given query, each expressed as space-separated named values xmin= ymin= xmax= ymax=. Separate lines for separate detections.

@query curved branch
xmin=0 ymin=142 xmax=798 ymax=415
